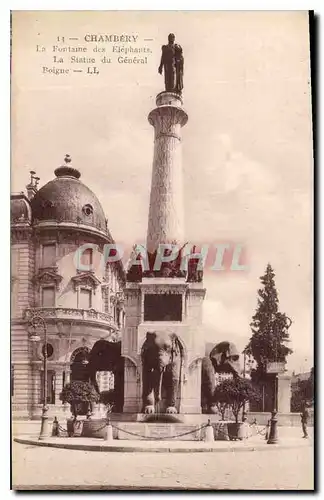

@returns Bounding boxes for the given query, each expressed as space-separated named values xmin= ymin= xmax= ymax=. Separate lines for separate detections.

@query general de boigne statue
xmin=158 ymin=33 xmax=184 ymax=94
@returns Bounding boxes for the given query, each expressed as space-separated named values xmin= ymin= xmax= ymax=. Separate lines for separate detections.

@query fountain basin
xmin=64 ymin=416 xmax=238 ymax=441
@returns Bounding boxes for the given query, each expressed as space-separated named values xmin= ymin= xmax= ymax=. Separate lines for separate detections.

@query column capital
xmin=148 ymin=105 xmax=188 ymax=128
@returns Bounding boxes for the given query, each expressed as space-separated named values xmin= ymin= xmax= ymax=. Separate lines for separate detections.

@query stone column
xmin=64 ymin=368 xmax=71 ymax=385
xmin=62 ymin=368 xmax=71 ymax=415
xmin=118 ymin=307 xmax=124 ymax=328
xmin=30 ymin=365 xmax=42 ymax=419
xmin=55 ymin=367 xmax=64 ymax=403
xmin=146 ymin=91 xmax=188 ymax=254
xmin=54 ymin=367 xmax=66 ymax=417
xmin=123 ymin=358 xmax=140 ymax=413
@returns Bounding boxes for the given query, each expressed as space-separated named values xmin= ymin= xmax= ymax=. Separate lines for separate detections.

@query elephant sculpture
xmin=201 ymin=341 xmax=241 ymax=414
xmin=141 ymin=331 xmax=182 ymax=414
xmin=87 ymin=339 xmax=124 ymax=412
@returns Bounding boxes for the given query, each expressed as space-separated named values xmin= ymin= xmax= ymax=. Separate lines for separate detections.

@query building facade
xmin=11 ymin=158 xmax=125 ymax=419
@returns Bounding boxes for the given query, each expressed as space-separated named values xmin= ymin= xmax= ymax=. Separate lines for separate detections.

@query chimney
xmin=26 ymin=170 xmax=39 ymax=200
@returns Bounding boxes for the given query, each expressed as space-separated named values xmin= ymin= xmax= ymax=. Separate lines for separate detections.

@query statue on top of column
xmin=158 ymin=33 xmax=184 ymax=95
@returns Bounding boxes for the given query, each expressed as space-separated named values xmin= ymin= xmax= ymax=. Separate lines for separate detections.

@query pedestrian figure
xmin=301 ymin=402 xmax=309 ymax=438
xmin=265 ymin=418 xmax=271 ymax=441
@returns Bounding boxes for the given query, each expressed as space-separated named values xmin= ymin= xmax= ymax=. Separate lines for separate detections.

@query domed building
xmin=11 ymin=156 xmax=125 ymax=419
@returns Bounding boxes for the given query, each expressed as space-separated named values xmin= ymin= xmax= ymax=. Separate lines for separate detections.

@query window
xmin=42 ymin=286 xmax=55 ymax=307
xmin=82 ymin=204 xmax=93 ymax=216
xmin=40 ymin=370 xmax=56 ymax=404
xmin=79 ymin=288 xmax=92 ymax=309
xmin=42 ymin=243 xmax=56 ymax=267
xmin=144 ymin=294 xmax=182 ymax=321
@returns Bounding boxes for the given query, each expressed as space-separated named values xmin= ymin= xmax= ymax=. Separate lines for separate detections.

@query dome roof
xmin=11 ymin=194 xmax=32 ymax=224
xmin=31 ymin=159 xmax=107 ymax=235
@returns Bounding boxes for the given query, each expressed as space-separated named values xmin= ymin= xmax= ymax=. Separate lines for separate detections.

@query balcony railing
xmin=24 ymin=307 xmax=115 ymax=327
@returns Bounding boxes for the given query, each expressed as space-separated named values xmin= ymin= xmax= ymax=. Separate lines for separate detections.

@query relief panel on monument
xmin=143 ymin=293 xmax=182 ymax=321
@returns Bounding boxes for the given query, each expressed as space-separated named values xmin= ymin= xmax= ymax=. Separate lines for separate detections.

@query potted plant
xmin=99 ymin=389 xmax=115 ymax=415
xmin=214 ymin=377 xmax=261 ymax=440
xmin=59 ymin=380 xmax=100 ymax=436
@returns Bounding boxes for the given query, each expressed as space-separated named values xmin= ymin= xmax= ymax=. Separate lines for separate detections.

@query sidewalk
xmin=14 ymin=433 xmax=313 ymax=453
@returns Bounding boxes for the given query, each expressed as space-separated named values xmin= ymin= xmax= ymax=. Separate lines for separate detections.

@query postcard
xmin=11 ymin=11 xmax=314 ymax=491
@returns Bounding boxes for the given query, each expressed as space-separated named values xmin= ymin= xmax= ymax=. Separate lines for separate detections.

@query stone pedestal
xmin=122 ymin=278 xmax=206 ymax=414
xmin=277 ymin=373 xmax=292 ymax=413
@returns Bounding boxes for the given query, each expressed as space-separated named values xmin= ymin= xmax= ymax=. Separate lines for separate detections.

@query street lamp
xmin=265 ymin=361 xmax=284 ymax=444
xmin=28 ymin=313 xmax=49 ymax=440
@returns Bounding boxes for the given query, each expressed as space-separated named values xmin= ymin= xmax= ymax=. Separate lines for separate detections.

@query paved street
xmin=12 ymin=441 xmax=313 ymax=490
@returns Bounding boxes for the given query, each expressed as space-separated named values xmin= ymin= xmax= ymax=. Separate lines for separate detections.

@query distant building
xmin=291 ymin=371 xmax=311 ymax=390
xmin=11 ymin=159 xmax=125 ymax=419
xmin=290 ymin=369 xmax=313 ymax=414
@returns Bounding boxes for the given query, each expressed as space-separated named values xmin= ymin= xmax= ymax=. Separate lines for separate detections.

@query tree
xmin=214 ymin=378 xmax=261 ymax=423
xmin=291 ymin=368 xmax=314 ymax=412
xmin=309 ymin=367 xmax=314 ymax=402
xmin=244 ymin=264 xmax=293 ymax=373
xmin=59 ymin=380 xmax=100 ymax=418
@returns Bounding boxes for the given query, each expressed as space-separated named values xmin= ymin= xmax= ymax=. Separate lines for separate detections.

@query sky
xmin=11 ymin=11 xmax=313 ymax=373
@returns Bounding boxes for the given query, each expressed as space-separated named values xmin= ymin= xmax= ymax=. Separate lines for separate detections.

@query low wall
xmin=81 ymin=419 xmax=116 ymax=439
xmin=247 ymin=412 xmax=314 ymax=427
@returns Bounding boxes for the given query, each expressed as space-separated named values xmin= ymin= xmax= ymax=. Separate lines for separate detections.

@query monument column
xmin=146 ymin=92 xmax=188 ymax=254
xmin=123 ymin=35 xmax=206 ymax=416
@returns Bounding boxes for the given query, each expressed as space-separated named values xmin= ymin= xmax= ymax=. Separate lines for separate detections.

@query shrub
xmin=214 ymin=377 xmax=261 ymax=423
xmin=99 ymin=389 xmax=115 ymax=405
xmin=60 ymin=380 xmax=100 ymax=417
xmin=99 ymin=389 xmax=115 ymax=413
